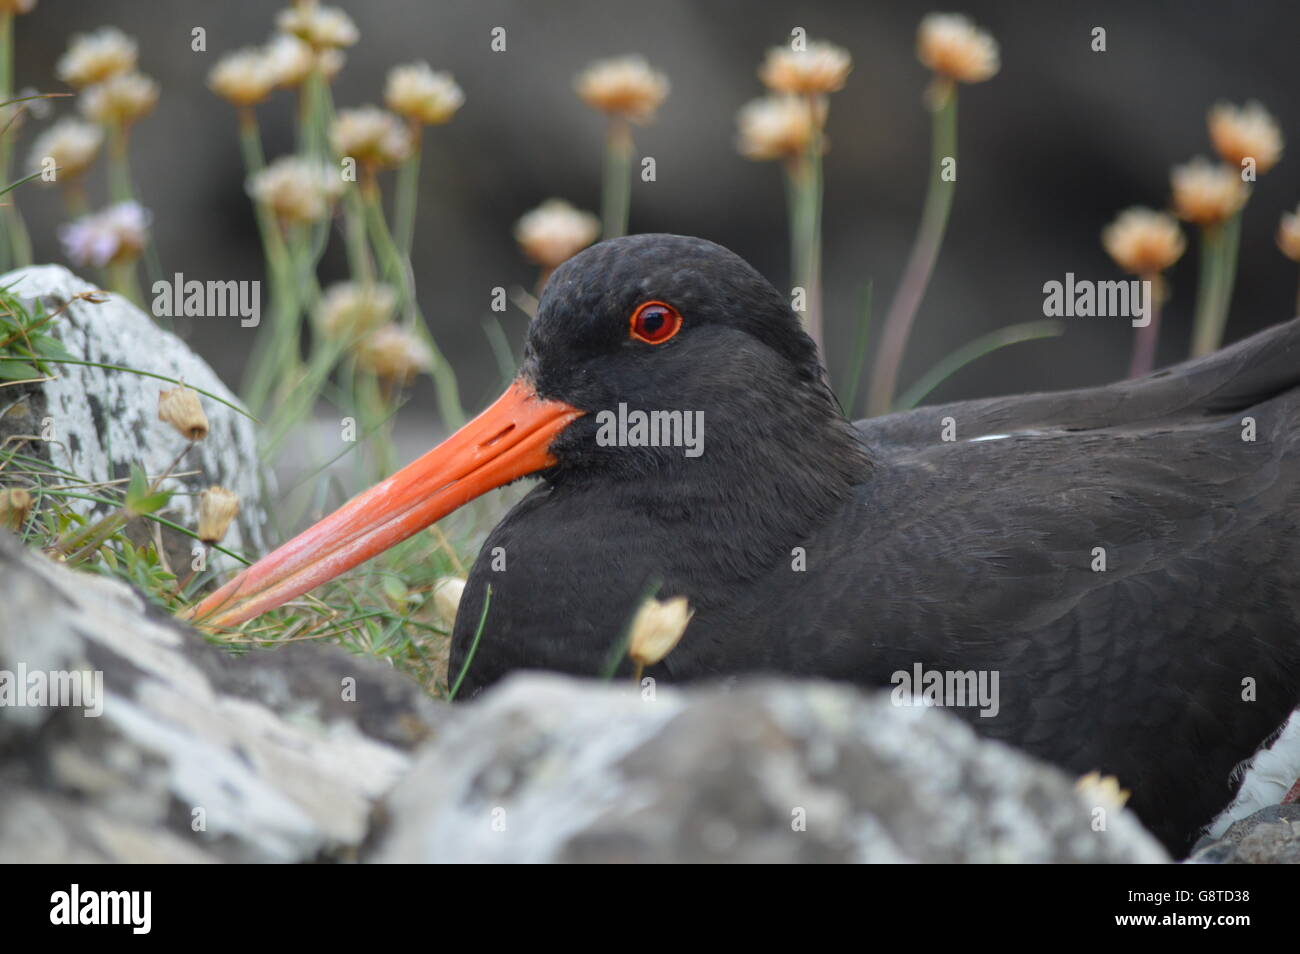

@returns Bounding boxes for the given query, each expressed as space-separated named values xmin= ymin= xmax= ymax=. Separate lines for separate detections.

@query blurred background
xmin=10 ymin=0 xmax=1300 ymax=427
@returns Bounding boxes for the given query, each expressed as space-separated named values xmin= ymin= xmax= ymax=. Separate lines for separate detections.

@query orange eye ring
xmin=629 ymin=300 xmax=683 ymax=345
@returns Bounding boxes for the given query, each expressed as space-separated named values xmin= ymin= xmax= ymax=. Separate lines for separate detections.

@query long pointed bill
xmin=184 ymin=379 xmax=582 ymax=629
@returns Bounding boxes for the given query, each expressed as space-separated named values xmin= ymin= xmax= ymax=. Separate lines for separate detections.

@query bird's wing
xmin=856 ymin=314 xmax=1300 ymax=446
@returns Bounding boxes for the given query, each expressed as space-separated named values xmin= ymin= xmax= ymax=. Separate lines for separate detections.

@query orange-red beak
xmin=183 ymin=378 xmax=583 ymax=629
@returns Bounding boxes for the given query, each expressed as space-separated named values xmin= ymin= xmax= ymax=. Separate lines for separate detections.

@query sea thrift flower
xmin=208 ymin=48 xmax=277 ymax=107
xmin=736 ymin=95 xmax=819 ymax=161
xmin=385 ymin=62 xmax=464 ymax=126
xmin=917 ymin=13 xmax=999 ymax=84
xmin=575 ymin=55 xmax=669 ymax=124
xmin=514 ymin=199 xmax=600 ymax=268
xmin=79 ymin=72 xmax=159 ymax=126
xmin=157 ymin=386 xmax=209 ymax=442
xmin=354 ymin=324 xmax=432 ymax=385
xmin=759 ymin=40 xmax=852 ymax=95
xmin=0 ymin=0 xmax=37 ymax=13
xmin=1171 ymin=158 xmax=1249 ymax=226
xmin=1102 ymin=208 xmax=1185 ymax=275
xmin=1208 ymin=101 xmax=1283 ymax=175
xmin=197 ymin=487 xmax=240 ymax=545
xmin=316 ymin=282 xmax=397 ymax=338
xmin=247 ymin=155 xmax=342 ymax=224
xmin=264 ymin=33 xmax=314 ymax=88
xmin=27 ymin=119 xmax=104 ymax=182
xmin=627 ymin=595 xmax=693 ymax=670
xmin=277 ymin=3 xmax=358 ymax=50
xmin=330 ymin=106 xmax=413 ymax=169
xmin=56 ymin=27 xmax=138 ymax=88
xmin=1278 ymin=206 xmax=1300 ymax=262
xmin=58 ymin=201 xmax=151 ymax=267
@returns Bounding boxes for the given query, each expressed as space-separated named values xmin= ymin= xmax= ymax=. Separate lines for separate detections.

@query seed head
xmin=759 ymin=40 xmax=852 ymax=95
xmin=1209 ymin=101 xmax=1283 ymax=175
xmin=27 ymin=119 xmax=103 ymax=182
xmin=157 ymin=385 xmax=209 ymax=442
xmin=385 ymin=62 xmax=464 ymax=126
xmin=198 ymin=487 xmax=240 ymax=545
xmin=1102 ymin=207 xmax=1185 ymax=275
xmin=1171 ymin=157 xmax=1249 ymax=226
xmin=575 ymin=55 xmax=669 ymax=124
xmin=917 ymin=13 xmax=999 ymax=84
xmin=514 ymin=199 xmax=600 ymax=268
xmin=627 ymin=595 xmax=693 ymax=669
xmin=57 ymin=27 xmax=138 ymax=88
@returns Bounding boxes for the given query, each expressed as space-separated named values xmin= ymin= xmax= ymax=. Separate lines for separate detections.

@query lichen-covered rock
xmin=0 ymin=264 xmax=268 ymax=562
xmin=1189 ymin=804 xmax=1300 ymax=864
xmin=0 ymin=534 xmax=442 ymax=863
xmin=367 ymin=673 xmax=1171 ymax=863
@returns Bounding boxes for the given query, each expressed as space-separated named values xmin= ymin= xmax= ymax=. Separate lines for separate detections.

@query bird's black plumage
xmin=450 ymin=234 xmax=1300 ymax=854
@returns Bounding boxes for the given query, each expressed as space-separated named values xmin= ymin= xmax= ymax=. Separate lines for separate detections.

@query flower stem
xmin=360 ymin=176 xmax=465 ymax=428
xmin=1191 ymin=217 xmax=1236 ymax=358
xmin=394 ymin=124 xmax=422 ymax=258
xmin=0 ymin=11 xmax=32 ymax=270
xmin=601 ymin=117 xmax=633 ymax=238
xmin=1128 ymin=273 xmax=1161 ymax=378
xmin=866 ymin=83 xmax=958 ymax=417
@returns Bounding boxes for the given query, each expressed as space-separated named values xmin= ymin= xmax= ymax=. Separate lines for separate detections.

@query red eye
xmin=629 ymin=300 xmax=682 ymax=345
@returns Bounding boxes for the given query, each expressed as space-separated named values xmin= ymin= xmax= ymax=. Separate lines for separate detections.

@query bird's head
xmin=185 ymin=234 xmax=847 ymax=628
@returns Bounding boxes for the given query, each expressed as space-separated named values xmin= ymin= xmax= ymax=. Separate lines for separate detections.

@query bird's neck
xmin=556 ymin=394 xmax=870 ymax=597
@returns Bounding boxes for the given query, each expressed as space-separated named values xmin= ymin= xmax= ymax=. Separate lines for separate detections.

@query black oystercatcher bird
xmin=190 ymin=234 xmax=1300 ymax=854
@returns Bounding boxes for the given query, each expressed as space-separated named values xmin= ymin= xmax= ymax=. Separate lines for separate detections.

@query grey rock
xmin=367 ymin=674 xmax=1170 ymax=863
xmin=0 ymin=264 xmax=269 ymax=565
xmin=0 ymin=534 xmax=442 ymax=863
xmin=1189 ymin=804 xmax=1300 ymax=864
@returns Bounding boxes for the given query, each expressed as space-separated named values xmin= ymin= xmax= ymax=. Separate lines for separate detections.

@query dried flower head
xmin=318 ymin=47 xmax=346 ymax=81
xmin=277 ymin=3 xmax=359 ymax=50
xmin=917 ymin=13 xmax=999 ymax=84
xmin=1171 ymin=157 xmax=1250 ymax=226
xmin=627 ymin=595 xmax=693 ymax=669
xmin=57 ymin=27 xmax=138 ymax=88
xmin=432 ymin=576 xmax=466 ymax=631
xmin=247 ymin=155 xmax=342 ymax=225
xmin=575 ymin=55 xmax=669 ymax=124
xmin=354 ymin=324 xmax=432 ymax=385
xmin=198 ymin=486 xmax=240 ymax=545
xmin=79 ymin=71 xmax=159 ymax=126
xmin=1278 ymin=206 xmax=1300 ymax=263
xmin=514 ymin=199 xmax=600 ymax=268
xmin=0 ymin=487 xmax=34 ymax=532
xmin=385 ymin=62 xmax=464 ymax=126
xmin=1102 ymin=208 xmax=1186 ymax=276
xmin=208 ymin=48 xmax=277 ymax=107
xmin=58 ymin=201 xmax=151 ymax=267
xmin=262 ymin=33 xmax=313 ymax=88
xmin=157 ymin=385 xmax=209 ymax=442
xmin=27 ymin=118 xmax=104 ymax=183
xmin=736 ymin=95 xmax=819 ymax=161
xmin=759 ymin=40 xmax=852 ymax=96
xmin=316 ymin=282 xmax=398 ymax=338
xmin=1075 ymin=771 xmax=1131 ymax=809
xmin=330 ymin=106 xmax=413 ymax=169
xmin=1208 ymin=101 xmax=1283 ymax=176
